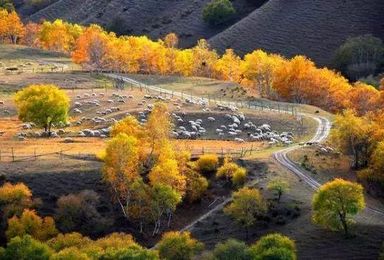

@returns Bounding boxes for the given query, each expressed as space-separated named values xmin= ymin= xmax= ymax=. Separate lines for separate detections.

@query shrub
xmin=196 ymin=154 xmax=219 ymax=174
xmin=203 ymin=0 xmax=236 ymax=26
xmin=210 ymin=239 xmax=251 ymax=260
xmin=157 ymin=231 xmax=204 ymax=260
xmin=249 ymin=233 xmax=297 ymax=260
xmin=6 ymin=209 xmax=58 ymax=241
xmin=0 ymin=235 xmax=53 ymax=260
xmin=0 ymin=182 xmax=33 ymax=221
xmin=217 ymin=159 xmax=247 ymax=186
xmin=267 ymin=178 xmax=289 ymax=203
xmin=55 ymin=190 xmax=111 ymax=235
xmin=185 ymin=168 xmax=209 ymax=202
xmin=51 ymin=247 xmax=90 ymax=260
xmin=47 ymin=232 xmax=92 ymax=252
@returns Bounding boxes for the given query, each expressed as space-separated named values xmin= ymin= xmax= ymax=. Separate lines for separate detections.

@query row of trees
xmin=0 ymin=182 xmax=297 ymax=260
xmin=2 ymin=9 xmax=384 ymax=116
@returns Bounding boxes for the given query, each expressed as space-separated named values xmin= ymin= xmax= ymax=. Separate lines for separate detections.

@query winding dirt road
xmin=108 ymin=74 xmax=384 ymax=229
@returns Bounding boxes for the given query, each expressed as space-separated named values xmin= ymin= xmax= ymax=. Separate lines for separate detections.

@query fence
xmin=0 ymin=145 xmax=260 ymax=163
xmin=108 ymin=74 xmax=300 ymax=117
xmin=0 ymin=148 xmax=97 ymax=163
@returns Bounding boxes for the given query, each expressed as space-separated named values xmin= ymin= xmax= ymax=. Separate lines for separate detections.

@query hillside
xmin=209 ymin=0 xmax=384 ymax=65
xmin=26 ymin=0 xmax=262 ymax=48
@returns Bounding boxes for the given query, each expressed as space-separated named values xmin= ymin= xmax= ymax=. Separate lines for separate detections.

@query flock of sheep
xmin=9 ymin=90 xmax=295 ymax=146
xmin=172 ymin=112 xmax=294 ymax=145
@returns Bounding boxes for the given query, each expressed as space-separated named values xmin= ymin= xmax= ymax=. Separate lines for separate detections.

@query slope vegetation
xmin=209 ymin=0 xmax=384 ymax=65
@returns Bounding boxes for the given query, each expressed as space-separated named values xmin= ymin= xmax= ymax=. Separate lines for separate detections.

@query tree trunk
xmin=277 ymin=191 xmax=282 ymax=203
xmin=339 ymin=213 xmax=349 ymax=237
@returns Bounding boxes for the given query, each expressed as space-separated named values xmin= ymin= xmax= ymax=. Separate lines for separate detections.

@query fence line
xmin=108 ymin=74 xmax=300 ymax=117
xmin=0 ymin=145 xmax=260 ymax=163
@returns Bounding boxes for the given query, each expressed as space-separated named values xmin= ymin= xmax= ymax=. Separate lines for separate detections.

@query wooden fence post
xmin=11 ymin=147 xmax=14 ymax=162
xmin=34 ymin=148 xmax=37 ymax=161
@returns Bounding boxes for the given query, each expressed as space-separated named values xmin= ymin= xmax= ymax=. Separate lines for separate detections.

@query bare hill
xmin=27 ymin=0 xmax=262 ymax=48
xmin=209 ymin=0 xmax=384 ymax=65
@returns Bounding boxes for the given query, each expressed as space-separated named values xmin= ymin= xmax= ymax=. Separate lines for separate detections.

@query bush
xmin=6 ymin=209 xmax=58 ymax=241
xmin=210 ymin=239 xmax=251 ymax=260
xmin=157 ymin=231 xmax=204 ymax=260
xmin=217 ymin=159 xmax=247 ymax=186
xmin=0 ymin=235 xmax=53 ymax=260
xmin=55 ymin=190 xmax=111 ymax=235
xmin=185 ymin=168 xmax=209 ymax=202
xmin=249 ymin=233 xmax=297 ymax=260
xmin=203 ymin=0 xmax=236 ymax=26
xmin=196 ymin=154 xmax=219 ymax=174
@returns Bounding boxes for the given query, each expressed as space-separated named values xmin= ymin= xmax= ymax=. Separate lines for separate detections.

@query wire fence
xmin=0 ymin=145 xmax=260 ymax=163
xmin=108 ymin=74 xmax=300 ymax=117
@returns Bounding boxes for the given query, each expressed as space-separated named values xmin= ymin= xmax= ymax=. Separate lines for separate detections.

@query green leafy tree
xmin=249 ymin=233 xmax=297 ymax=260
xmin=14 ymin=84 xmax=70 ymax=135
xmin=0 ymin=235 xmax=53 ymax=260
xmin=210 ymin=239 xmax=251 ymax=260
xmin=0 ymin=0 xmax=14 ymax=11
xmin=157 ymin=231 xmax=204 ymax=260
xmin=150 ymin=185 xmax=182 ymax=235
xmin=312 ymin=178 xmax=365 ymax=236
xmin=333 ymin=35 xmax=384 ymax=80
xmin=51 ymin=247 xmax=90 ymax=260
xmin=203 ymin=0 xmax=236 ymax=26
xmin=267 ymin=178 xmax=289 ymax=203
xmin=224 ymin=187 xmax=267 ymax=239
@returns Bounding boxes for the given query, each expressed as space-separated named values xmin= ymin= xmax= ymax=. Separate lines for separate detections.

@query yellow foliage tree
xmin=6 ymin=209 xmax=58 ymax=241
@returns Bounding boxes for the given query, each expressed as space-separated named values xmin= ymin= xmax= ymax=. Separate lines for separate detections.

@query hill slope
xmin=27 ymin=0 xmax=261 ymax=48
xmin=209 ymin=0 xmax=384 ymax=65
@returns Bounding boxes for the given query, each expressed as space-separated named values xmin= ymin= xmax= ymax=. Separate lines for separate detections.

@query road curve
xmin=108 ymin=74 xmax=384 ymax=227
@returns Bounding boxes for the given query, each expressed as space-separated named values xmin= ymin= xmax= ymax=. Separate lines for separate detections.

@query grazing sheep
xmin=234 ymin=138 xmax=245 ymax=143
xmin=73 ymin=108 xmax=82 ymax=114
xmin=208 ymin=117 xmax=215 ymax=122
xmin=0 ymin=101 xmax=4 ymax=105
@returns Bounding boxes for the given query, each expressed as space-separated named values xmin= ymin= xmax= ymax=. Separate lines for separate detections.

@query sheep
xmin=73 ymin=108 xmax=82 ymax=114
xmin=216 ymin=129 xmax=223 ymax=133
xmin=0 ymin=101 xmax=4 ymax=105
xmin=107 ymin=99 xmax=114 ymax=103
xmin=208 ymin=117 xmax=215 ymax=122
xmin=74 ymin=102 xmax=82 ymax=107
xmin=21 ymin=123 xmax=32 ymax=130
xmin=228 ymin=131 xmax=237 ymax=136
xmin=234 ymin=138 xmax=245 ymax=143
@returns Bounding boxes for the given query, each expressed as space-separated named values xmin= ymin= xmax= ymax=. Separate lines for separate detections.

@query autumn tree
xmin=102 ymin=133 xmax=140 ymax=218
xmin=242 ymin=50 xmax=285 ymax=98
xmin=267 ymin=178 xmax=289 ymax=203
xmin=331 ymin=110 xmax=374 ymax=169
xmin=196 ymin=153 xmax=219 ymax=174
xmin=157 ymin=231 xmax=204 ymax=260
xmin=217 ymin=157 xmax=247 ymax=187
xmin=191 ymin=39 xmax=218 ymax=77
xmin=14 ymin=84 xmax=70 ymax=136
xmin=39 ymin=19 xmax=83 ymax=53
xmin=22 ymin=22 xmax=41 ymax=47
xmin=6 ymin=209 xmax=58 ymax=241
xmin=145 ymin=102 xmax=172 ymax=160
xmin=348 ymin=82 xmax=381 ymax=116
xmin=0 ymin=182 xmax=33 ymax=224
xmin=184 ymin=168 xmax=209 ymax=203
xmin=312 ymin=179 xmax=365 ymax=236
xmin=224 ymin=187 xmax=267 ymax=239
xmin=0 ymin=9 xmax=24 ymax=44
xmin=214 ymin=49 xmax=242 ymax=82
xmin=72 ymin=24 xmax=109 ymax=71
xmin=249 ymin=233 xmax=297 ymax=260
